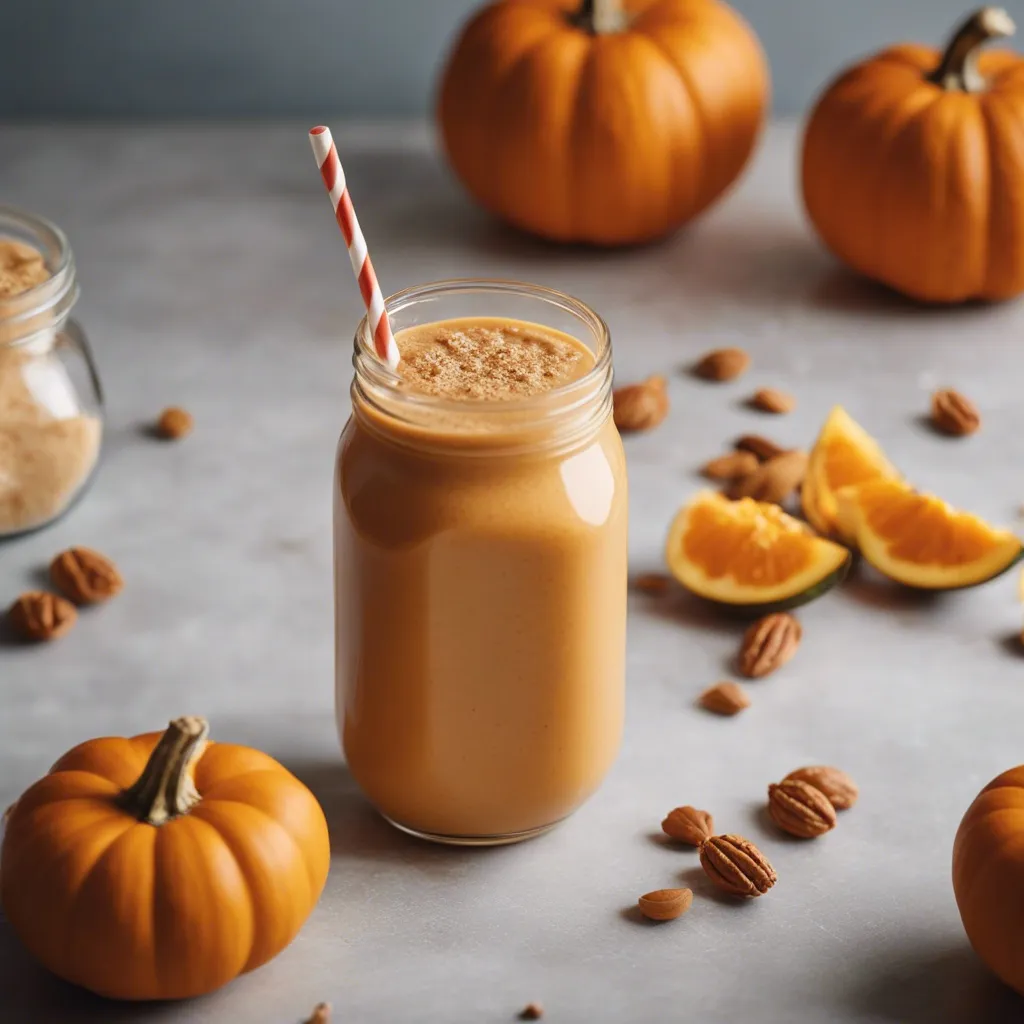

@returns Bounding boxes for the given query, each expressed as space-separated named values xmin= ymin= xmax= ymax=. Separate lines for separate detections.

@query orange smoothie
xmin=335 ymin=304 xmax=627 ymax=843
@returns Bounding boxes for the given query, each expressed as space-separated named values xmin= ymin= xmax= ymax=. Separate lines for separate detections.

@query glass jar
xmin=0 ymin=207 xmax=103 ymax=538
xmin=335 ymin=280 xmax=628 ymax=846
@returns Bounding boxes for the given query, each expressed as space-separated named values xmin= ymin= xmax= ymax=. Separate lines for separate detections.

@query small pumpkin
xmin=803 ymin=7 xmax=1024 ymax=303
xmin=1 ymin=717 xmax=330 ymax=1001
xmin=953 ymin=767 xmax=1024 ymax=994
xmin=439 ymin=0 xmax=768 ymax=245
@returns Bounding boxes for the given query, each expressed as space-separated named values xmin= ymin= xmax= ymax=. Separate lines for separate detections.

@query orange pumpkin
xmin=1 ymin=717 xmax=330 ymax=1000
xmin=803 ymin=7 xmax=1024 ymax=303
xmin=438 ymin=0 xmax=768 ymax=245
xmin=953 ymin=766 xmax=1024 ymax=993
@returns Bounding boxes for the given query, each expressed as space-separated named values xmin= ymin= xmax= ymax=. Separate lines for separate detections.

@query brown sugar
xmin=396 ymin=318 xmax=591 ymax=401
xmin=0 ymin=238 xmax=101 ymax=535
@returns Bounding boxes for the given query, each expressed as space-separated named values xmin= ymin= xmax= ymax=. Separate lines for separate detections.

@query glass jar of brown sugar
xmin=0 ymin=206 xmax=103 ymax=538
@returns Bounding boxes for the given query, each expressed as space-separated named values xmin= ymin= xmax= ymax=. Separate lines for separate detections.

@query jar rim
xmin=353 ymin=277 xmax=612 ymax=410
xmin=0 ymin=205 xmax=78 ymax=347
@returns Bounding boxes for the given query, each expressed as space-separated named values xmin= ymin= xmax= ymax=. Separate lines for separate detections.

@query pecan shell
xmin=699 ymin=834 xmax=777 ymax=898
xmin=662 ymin=805 xmax=714 ymax=847
xmin=50 ymin=547 xmax=124 ymax=605
xmin=768 ymin=779 xmax=837 ymax=838
xmin=739 ymin=613 xmax=802 ymax=678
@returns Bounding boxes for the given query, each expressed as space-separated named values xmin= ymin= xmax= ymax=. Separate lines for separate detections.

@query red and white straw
xmin=309 ymin=125 xmax=400 ymax=369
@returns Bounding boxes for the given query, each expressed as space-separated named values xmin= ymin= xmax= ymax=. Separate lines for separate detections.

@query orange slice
xmin=838 ymin=479 xmax=1022 ymax=589
xmin=666 ymin=491 xmax=851 ymax=612
xmin=803 ymin=406 xmax=899 ymax=541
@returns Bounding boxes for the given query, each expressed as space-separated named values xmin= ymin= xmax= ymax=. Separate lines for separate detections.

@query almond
xmin=727 ymin=450 xmax=807 ymax=504
xmin=738 ymin=613 xmax=802 ymax=678
xmin=699 ymin=681 xmax=750 ymax=716
xmin=637 ymin=887 xmax=693 ymax=921
xmin=783 ymin=766 xmax=859 ymax=810
xmin=750 ymin=387 xmax=796 ymax=414
xmin=767 ymin=779 xmax=837 ymax=838
xmin=662 ymin=806 xmax=714 ymax=846
xmin=699 ymin=834 xmax=776 ymax=898
xmin=931 ymin=388 xmax=980 ymax=436
xmin=633 ymin=572 xmax=672 ymax=596
xmin=693 ymin=347 xmax=750 ymax=382
xmin=50 ymin=547 xmax=124 ymax=605
xmin=701 ymin=451 xmax=759 ymax=481
xmin=7 ymin=591 xmax=77 ymax=642
xmin=304 ymin=1005 xmax=331 ymax=1024
xmin=520 ymin=1004 xmax=544 ymax=1021
xmin=156 ymin=406 xmax=194 ymax=440
xmin=735 ymin=434 xmax=787 ymax=462
xmin=613 ymin=375 xmax=668 ymax=433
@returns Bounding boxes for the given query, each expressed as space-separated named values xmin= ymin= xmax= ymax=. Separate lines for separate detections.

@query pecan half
xmin=699 ymin=834 xmax=777 ymax=898
xmin=304 ymin=1004 xmax=331 ymax=1024
xmin=783 ymin=766 xmax=859 ymax=810
xmin=739 ymin=613 xmax=802 ymax=678
xmin=155 ymin=406 xmax=194 ymax=440
xmin=662 ymin=805 xmax=714 ymax=846
xmin=7 ymin=591 xmax=77 ymax=642
xmin=931 ymin=388 xmax=980 ymax=436
xmin=50 ymin=547 xmax=124 ymax=605
xmin=520 ymin=1004 xmax=544 ymax=1021
xmin=613 ymin=375 xmax=668 ymax=433
xmin=768 ymin=779 xmax=837 ymax=838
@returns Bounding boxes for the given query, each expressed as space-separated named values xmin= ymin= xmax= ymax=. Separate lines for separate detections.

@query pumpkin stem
xmin=928 ymin=7 xmax=1015 ymax=92
xmin=575 ymin=0 xmax=626 ymax=34
xmin=120 ymin=716 xmax=209 ymax=826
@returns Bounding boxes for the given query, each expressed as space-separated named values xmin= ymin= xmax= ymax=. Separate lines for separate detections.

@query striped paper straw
xmin=309 ymin=125 xmax=400 ymax=369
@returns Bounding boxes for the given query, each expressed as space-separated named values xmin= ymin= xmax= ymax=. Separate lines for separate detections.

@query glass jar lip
xmin=0 ymin=205 xmax=78 ymax=347
xmin=353 ymin=277 xmax=612 ymax=414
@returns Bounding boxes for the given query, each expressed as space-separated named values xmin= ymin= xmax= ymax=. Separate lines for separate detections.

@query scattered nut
xmin=49 ymin=547 xmax=124 ymax=605
xmin=304 ymin=1003 xmax=331 ymax=1024
xmin=750 ymin=387 xmax=796 ymax=414
xmin=613 ymin=376 xmax=668 ymax=433
xmin=931 ymin=388 xmax=980 ymax=437
xmin=693 ymin=347 xmax=750 ymax=382
xmin=155 ymin=406 xmax=194 ymax=440
xmin=699 ymin=681 xmax=750 ymax=716
xmin=520 ymin=1003 xmax=544 ymax=1020
xmin=701 ymin=451 xmax=759 ymax=481
xmin=783 ymin=766 xmax=858 ymax=810
xmin=633 ymin=572 xmax=672 ymax=596
xmin=7 ymin=591 xmax=77 ymax=642
xmin=768 ymin=779 xmax=837 ymax=838
xmin=699 ymin=834 xmax=777 ymax=898
xmin=662 ymin=806 xmax=714 ymax=847
xmin=727 ymin=450 xmax=807 ymax=504
xmin=637 ymin=887 xmax=693 ymax=921
xmin=739 ymin=613 xmax=802 ymax=678
xmin=735 ymin=434 xmax=787 ymax=461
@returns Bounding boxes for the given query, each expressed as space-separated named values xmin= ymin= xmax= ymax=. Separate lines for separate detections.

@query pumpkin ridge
xmin=193 ymin=796 xmax=323 ymax=901
xmin=979 ymin=95 xmax=1022 ymax=297
xmin=189 ymin=800 xmax=316 ymax=972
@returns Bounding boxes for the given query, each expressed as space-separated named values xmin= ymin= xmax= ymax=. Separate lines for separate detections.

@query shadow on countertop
xmin=844 ymin=935 xmax=1024 ymax=1024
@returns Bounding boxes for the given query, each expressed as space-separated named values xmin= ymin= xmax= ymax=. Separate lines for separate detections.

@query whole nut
xmin=699 ymin=681 xmax=750 ymax=716
xmin=50 ymin=547 xmax=124 ymax=605
xmin=931 ymin=388 xmax=980 ymax=437
xmin=662 ymin=806 xmax=714 ymax=847
xmin=156 ymin=406 xmax=194 ymax=440
xmin=637 ymin=887 xmax=693 ymax=921
xmin=520 ymin=1004 xmax=544 ymax=1021
xmin=739 ymin=613 xmax=802 ymax=678
xmin=735 ymin=434 xmax=786 ymax=462
xmin=701 ymin=451 xmax=760 ymax=481
xmin=7 ymin=591 xmax=77 ymax=642
xmin=783 ymin=766 xmax=859 ymax=810
xmin=750 ymin=387 xmax=796 ymax=414
xmin=727 ymin=450 xmax=807 ymax=504
xmin=767 ymin=779 xmax=837 ymax=838
xmin=613 ymin=376 xmax=668 ymax=433
xmin=304 ymin=1005 xmax=331 ymax=1024
xmin=693 ymin=347 xmax=750 ymax=382
xmin=699 ymin=834 xmax=777 ymax=898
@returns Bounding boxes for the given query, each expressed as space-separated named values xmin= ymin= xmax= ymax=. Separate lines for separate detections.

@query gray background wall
xmin=0 ymin=0 xmax=1017 ymax=119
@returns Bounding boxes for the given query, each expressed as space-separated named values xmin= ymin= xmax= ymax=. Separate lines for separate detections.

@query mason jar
xmin=0 ymin=206 xmax=103 ymax=538
xmin=334 ymin=279 xmax=628 ymax=846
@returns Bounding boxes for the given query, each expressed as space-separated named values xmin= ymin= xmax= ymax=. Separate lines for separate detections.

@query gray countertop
xmin=3 ymin=121 xmax=1024 ymax=1024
